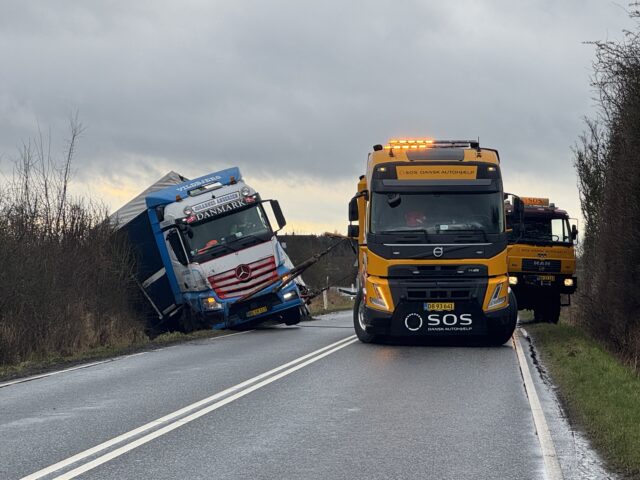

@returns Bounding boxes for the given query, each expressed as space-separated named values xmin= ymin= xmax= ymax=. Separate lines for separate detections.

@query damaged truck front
xmin=113 ymin=167 xmax=306 ymax=331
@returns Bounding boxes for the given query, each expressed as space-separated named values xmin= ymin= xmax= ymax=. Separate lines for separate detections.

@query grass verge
xmin=527 ymin=323 xmax=640 ymax=478
xmin=0 ymin=329 xmax=232 ymax=383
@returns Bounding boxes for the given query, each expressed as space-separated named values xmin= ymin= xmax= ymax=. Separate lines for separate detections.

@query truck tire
xmin=488 ymin=290 xmax=518 ymax=346
xmin=283 ymin=307 xmax=303 ymax=326
xmin=353 ymin=292 xmax=378 ymax=343
xmin=180 ymin=307 xmax=204 ymax=333
xmin=533 ymin=303 xmax=544 ymax=323
xmin=547 ymin=295 xmax=561 ymax=324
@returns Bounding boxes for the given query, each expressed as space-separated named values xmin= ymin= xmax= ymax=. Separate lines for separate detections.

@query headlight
xmin=283 ymin=291 xmax=297 ymax=301
xmin=488 ymin=282 xmax=507 ymax=309
xmin=509 ymin=276 xmax=518 ymax=286
xmin=564 ymin=278 xmax=574 ymax=287
xmin=202 ymin=297 xmax=222 ymax=311
xmin=369 ymin=284 xmax=388 ymax=309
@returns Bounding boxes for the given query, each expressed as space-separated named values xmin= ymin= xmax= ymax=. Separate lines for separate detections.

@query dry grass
xmin=307 ymin=289 xmax=354 ymax=316
xmin=0 ymin=119 xmax=146 ymax=368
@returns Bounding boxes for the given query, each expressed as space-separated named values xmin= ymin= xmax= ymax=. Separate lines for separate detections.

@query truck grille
xmin=521 ymin=259 xmax=561 ymax=273
xmin=208 ymin=256 xmax=278 ymax=299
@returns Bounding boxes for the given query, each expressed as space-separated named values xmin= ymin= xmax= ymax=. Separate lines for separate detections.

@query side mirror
xmin=513 ymin=196 xmax=524 ymax=220
xmin=347 ymin=224 xmax=360 ymax=239
xmin=571 ymin=224 xmax=578 ymax=241
xmin=270 ymin=200 xmax=287 ymax=230
xmin=348 ymin=197 xmax=359 ymax=221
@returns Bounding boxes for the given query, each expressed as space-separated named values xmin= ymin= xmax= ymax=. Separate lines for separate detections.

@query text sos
xmin=427 ymin=313 xmax=472 ymax=326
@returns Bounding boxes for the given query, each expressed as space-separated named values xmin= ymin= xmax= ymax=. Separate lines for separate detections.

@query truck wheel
xmin=180 ymin=307 xmax=203 ymax=333
xmin=533 ymin=304 xmax=544 ymax=323
xmin=283 ymin=307 xmax=303 ymax=326
xmin=353 ymin=292 xmax=378 ymax=343
xmin=488 ymin=290 xmax=518 ymax=346
xmin=547 ymin=295 xmax=561 ymax=324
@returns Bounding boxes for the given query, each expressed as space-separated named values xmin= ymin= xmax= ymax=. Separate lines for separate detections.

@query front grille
xmin=208 ymin=256 xmax=278 ymax=299
xmin=521 ymin=259 xmax=561 ymax=273
xmin=407 ymin=287 xmax=473 ymax=301
xmin=390 ymin=277 xmax=487 ymax=306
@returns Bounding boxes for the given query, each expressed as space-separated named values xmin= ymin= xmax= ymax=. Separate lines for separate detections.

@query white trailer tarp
xmin=110 ymin=171 xmax=186 ymax=228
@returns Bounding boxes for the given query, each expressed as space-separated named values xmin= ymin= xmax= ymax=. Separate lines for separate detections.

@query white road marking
xmin=513 ymin=329 xmax=564 ymax=480
xmin=21 ymin=334 xmax=357 ymax=480
xmin=0 ymin=330 xmax=252 ymax=389
xmin=0 ymin=359 xmax=121 ymax=389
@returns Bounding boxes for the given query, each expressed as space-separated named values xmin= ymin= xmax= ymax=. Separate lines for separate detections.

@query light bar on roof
xmin=384 ymin=139 xmax=480 ymax=150
xmin=385 ymin=139 xmax=434 ymax=150
xmin=521 ymin=197 xmax=550 ymax=207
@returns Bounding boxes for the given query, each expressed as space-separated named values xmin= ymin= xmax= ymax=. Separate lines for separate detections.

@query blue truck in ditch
xmin=112 ymin=167 xmax=306 ymax=331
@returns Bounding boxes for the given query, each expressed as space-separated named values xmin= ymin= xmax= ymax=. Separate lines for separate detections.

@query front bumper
xmin=362 ymin=302 xmax=511 ymax=337
xmin=184 ymin=283 xmax=303 ymax=329
xmin=510 ymin=273 xmax=577 ymax=295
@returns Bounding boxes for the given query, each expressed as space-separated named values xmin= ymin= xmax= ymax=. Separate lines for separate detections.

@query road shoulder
xmin=524 ymin=324 xmax=637 ymax=479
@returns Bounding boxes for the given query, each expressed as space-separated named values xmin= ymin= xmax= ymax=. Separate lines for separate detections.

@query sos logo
xmin=427 ymin=313 xmax=472 ymax=326
xmin=404 ymin=313 xmax=473 ymax=331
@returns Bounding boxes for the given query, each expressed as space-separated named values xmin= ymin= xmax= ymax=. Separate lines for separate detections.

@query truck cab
xmin=506 ymin=197 xmax=578 ymax=323
xmin=348 ymin=139 xmax=518 ymax=345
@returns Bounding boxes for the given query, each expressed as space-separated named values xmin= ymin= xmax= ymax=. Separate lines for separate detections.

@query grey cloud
xmin=0 ymin=0 xmax=635 ymax=191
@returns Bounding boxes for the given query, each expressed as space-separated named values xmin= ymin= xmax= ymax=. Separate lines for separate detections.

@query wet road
xmin=0 ymin=311 xmax=599 ymax=479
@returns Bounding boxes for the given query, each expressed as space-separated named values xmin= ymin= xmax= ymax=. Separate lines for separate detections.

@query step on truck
xmin=112 ymin=167 xmax=306 ymax=331
xmin=347 ymin=139 xmax=521 ymax=345
xmin=506 ymin=197 xmax=578 ymax=323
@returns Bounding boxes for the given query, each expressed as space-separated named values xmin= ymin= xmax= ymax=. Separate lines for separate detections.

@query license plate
xmin=425 ymin=302 xmax=455 ymax=312
xmin=246 ymin=306 xmax=268 ymax=318
xmin=538 ymin=275 xmax=555 ymax=281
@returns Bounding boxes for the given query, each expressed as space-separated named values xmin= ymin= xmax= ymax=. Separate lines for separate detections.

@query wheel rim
xmin=358 ymin=301 xmax=367 ymax=332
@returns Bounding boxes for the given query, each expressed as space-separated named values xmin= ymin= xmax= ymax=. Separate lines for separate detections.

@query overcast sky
xmin=0 ymin=1 xmax=635 ymax=233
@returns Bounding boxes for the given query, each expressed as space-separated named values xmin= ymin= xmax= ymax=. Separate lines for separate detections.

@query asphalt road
xmin=1 ymin=311 xmax=552 ymax=479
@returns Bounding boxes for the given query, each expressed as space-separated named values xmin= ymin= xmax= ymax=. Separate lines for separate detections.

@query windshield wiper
xmin=196 ymin=242 xmax=240 ymax=256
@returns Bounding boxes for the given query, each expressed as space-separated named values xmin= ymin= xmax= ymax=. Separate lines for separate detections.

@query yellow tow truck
xmin=348 ymin=139 xmax=520 ymax=345
xmin=506 ymin=197 xmax=578 ymax=323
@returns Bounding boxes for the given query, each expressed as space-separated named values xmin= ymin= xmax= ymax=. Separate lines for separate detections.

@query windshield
xmin=515 ymin=216 xmax=572 ymax=244
xmin=370 ymin=192 xmax=504 ymax=235
xmin=187 ymin=205 xmax=272 ymax=256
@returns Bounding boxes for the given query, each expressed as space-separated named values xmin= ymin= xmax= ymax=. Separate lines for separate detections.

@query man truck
xmin=348 ymin=139 xmax=520 ymax=345
xmin=506 ymin=197 xmax=578 ymax=323
xmin=112 ymin=167 xmax=306 ymax=331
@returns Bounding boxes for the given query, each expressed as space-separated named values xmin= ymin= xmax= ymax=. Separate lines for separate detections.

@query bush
xmin=574 ymin=6 xmax=640 ymax=367
xmin=0 ymin=119 xmax=145 ymax=366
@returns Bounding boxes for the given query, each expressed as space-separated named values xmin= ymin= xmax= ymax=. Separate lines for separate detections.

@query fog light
xmin=369 ymin=284 xmax=389 ymax=309
xmin=564 ymin=278 xmax=574 ymax=287
xmin=202 ymin=297 xmax=222 ymax=311
xmin=283 ymin=291 xmax=296 ymax=301
xmin=509 ymin=276 xmax=518 ymax=286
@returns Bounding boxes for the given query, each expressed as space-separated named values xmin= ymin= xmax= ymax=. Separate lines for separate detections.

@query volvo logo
xmin=433 ymin=246 xmax=444 ymax=258
xmin=235 ymin=264 xmax=252 ymax=281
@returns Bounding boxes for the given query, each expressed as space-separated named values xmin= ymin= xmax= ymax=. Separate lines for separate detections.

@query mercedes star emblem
xmin=235 ymin=264 xmax=252 ymax=281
